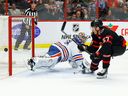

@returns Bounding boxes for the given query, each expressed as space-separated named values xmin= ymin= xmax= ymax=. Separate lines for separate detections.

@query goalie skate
xmin=97 ymin=68 xmax=108 ymax=79
xmin=73 ymin=67 xmax=94 ymax=74
xmin=81 ymin=60 xmax=94 ymax=74
xmin=81 ymin=67 xmax=94 ymax=74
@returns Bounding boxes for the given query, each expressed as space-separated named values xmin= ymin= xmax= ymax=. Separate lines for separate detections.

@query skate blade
xmin=97 ymin=75 xmax=107 ymax=79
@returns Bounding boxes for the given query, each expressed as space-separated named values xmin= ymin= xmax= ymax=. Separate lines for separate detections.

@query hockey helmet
xmin=91 ymin=19 xmax=103 ymax=28
xmin=78 ymin=32 xmax=90 ymax=43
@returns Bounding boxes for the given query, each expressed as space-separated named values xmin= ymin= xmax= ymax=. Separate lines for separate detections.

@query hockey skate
xmin=27 ymin=58 xmax=36 ymax=71
xmin=97 ymin=68 xmax=108 ymax=79
xmin=82 ymin=67 xmax=94 ymax=74
xmin=79 ymin=63 xmax=93 ymax=74
xmin=81 ymin=60 xmax=94 ymax=74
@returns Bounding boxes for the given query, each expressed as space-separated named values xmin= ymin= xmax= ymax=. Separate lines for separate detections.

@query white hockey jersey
xmin=51 ymin=39 xmax=84 ymax=63
xmin=31 ymin=36 xmax=86 ymax=70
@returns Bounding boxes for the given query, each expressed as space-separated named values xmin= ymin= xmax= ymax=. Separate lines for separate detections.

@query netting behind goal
xmin=0 ymin=16 xmax=35 ymax=78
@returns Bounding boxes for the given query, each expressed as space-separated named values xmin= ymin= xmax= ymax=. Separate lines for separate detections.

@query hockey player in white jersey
xmin=27 ymin=32 xmax=90 ymax=73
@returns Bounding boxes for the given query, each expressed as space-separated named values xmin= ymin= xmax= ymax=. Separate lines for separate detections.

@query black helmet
xmin=91 ymin=19 xmax=103 ymax=28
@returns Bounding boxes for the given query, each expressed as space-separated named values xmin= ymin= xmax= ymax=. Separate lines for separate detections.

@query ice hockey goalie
xmin=27 ymin=32 xmax=90 ymax=73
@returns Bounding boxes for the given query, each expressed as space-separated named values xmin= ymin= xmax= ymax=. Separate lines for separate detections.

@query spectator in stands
xmin=119 ymin=4 xmax=128 ymax=19
xmin=8 ymin=0 xmax=30 ymax=11
xmin=67 ymin=0 xmax=90 ymax=20
xmin=9 ymin=3 xmax=21 ymax=16
xmin=75 ymin=10 xmax=84 ymax=20
xmin=82 ymin=7 xmax=90 ymax=20
xmin=98 ymin=0 xmax=109 ymax=20
xmin=105 ymin=0 xmax=128 ymax=20
xmin=0 ymin=1 xmax=5 ymax=15
xmin=71 ymin=12 xmax=77 ymax=20
xmin=105 ymin=9 xmax=115 ymax=20
xmin=106 ymin=0 xmax=119 ymax=8
xmin=119 ymin=0 xmax=128 ymax=8
xmin=88 ymin=0 xmax=96 ymax=20
xmin=38 ymin=0 xmax=64 ymax=20
xmin=46 ymin=0 xmax=63 ymax=16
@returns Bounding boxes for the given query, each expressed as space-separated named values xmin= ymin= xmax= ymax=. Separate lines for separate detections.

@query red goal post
xmin=0 ymin=16 xmax=35 ymax=76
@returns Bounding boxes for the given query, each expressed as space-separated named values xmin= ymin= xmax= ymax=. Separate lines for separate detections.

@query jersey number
xmin=103 ymin=37 xmax=110 ymax=43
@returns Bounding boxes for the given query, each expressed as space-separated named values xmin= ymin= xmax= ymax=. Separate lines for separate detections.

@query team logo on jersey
xmin=105 ymin=23 xmax=118 ymax=32
xmin=12 ymin=23 xmax=41 ymax=40
xmin=72 ymin=24 xmax=79 ymax=32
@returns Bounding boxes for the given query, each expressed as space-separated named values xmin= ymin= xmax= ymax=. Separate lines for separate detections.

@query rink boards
xmin=35 ymin=21 xmax=128 ymax=48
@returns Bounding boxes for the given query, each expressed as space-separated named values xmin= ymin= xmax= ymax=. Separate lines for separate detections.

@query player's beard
xmin=92 ymin=29 xmax=98 ymax=35
xmin=92 ymin=27 xmax=100 ymax=35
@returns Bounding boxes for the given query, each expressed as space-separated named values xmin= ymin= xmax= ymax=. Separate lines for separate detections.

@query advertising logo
xmin=72 ymin=24 xmax=79 ymax=32
xmin=12 ymin=23 xmax=41 ymax=40
xmin=61 ymin=23 xmax=79 ymax=40
xmin=121 ymin=28 xmax=128 ymax=36
xmin=105 ymin=23 xmax=118 ymax=32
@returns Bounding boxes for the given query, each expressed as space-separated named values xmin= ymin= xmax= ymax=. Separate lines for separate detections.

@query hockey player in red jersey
xmin=78 ymin=19 xmax=126 ymax=79
xmin=27 ymin=32 xmax=90 ymax=73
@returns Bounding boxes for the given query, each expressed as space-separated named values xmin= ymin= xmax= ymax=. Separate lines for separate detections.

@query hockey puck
xmin=4 ymin=48 xmax=8 ymax=52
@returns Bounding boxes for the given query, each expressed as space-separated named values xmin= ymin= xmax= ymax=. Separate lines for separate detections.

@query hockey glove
xmin=78 ymin=44 xmax=88 ymax=52
xmin=28 ymin=58 xmax=36 ymax=71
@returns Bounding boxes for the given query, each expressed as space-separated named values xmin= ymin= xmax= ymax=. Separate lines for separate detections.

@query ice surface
xmin=0 ymin=48 xmax=128 ymax=96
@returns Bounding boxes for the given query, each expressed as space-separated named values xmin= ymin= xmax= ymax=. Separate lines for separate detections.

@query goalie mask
xmin=78 ymin=32 xmax=90 ymax=43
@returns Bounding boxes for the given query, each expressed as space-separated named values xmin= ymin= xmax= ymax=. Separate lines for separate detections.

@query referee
xmin=14 ymin=1 xmax=38 ymax=50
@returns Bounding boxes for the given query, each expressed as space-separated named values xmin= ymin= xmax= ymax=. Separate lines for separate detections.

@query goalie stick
xmin=61 ymin=21 xmax=91 ymax=55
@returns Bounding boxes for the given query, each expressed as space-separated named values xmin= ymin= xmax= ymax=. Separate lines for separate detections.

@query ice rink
xmin=0 ymin=48 xmax=128 ymax=96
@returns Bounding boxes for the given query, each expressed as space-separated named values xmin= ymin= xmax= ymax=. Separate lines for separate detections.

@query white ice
xmin=0 ymin=48 xmax=128 ymax=96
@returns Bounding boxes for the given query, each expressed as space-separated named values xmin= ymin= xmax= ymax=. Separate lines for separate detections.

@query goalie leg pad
xmin=30 ymin=54 xmax=59 ymax=70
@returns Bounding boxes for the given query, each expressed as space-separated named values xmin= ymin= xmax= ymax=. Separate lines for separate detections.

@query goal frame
xmin=8 ymin=16 xmax=35 ymax=76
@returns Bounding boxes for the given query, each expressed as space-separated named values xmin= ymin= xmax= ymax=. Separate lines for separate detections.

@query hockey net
xmin=0 ymin=16 xmax=35 ymax=78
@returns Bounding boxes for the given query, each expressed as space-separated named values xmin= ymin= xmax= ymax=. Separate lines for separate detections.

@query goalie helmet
xmin=78 ymin=32 xmax=90 ymax=43
xmin=91 ymin=19 xmax=103 ymax=28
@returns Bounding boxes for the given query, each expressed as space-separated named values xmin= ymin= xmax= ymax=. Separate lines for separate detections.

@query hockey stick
xmin=61 ymin=22 xmax=91 ymax=55
xmin=61 ymin=21 xmax=69 ymax=36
